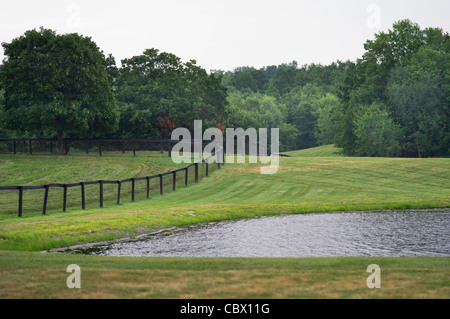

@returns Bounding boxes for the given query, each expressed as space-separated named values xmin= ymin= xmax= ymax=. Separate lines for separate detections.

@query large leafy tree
xmin=225 ymin=91 xmax=298 ymax=151
xmin=115 ymin=49 xmax=227 ymax=137
xmin=314 ymin=93 xmax=341 ymax=145
xmin=388 ymin=46 xmax=449 ymax=157
xmin=228 ymin=67 xmax=268 ymax=92
xmin=335 ymin=20 xmax=449 ymax=157
xmin=353 ymin=103 xmax=402 ymax=157
xmin=0 ymin=28 xmax=119 ymax=153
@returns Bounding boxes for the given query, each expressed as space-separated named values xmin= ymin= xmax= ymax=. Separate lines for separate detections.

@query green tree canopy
xmin=353 ymin=103 xmax=402 ymax=157
xmin=0 ymin=27 xmax=119 ymax=152
xmin=115 ymin=49 xmax=227 ymax=137
xmin=335 ymin=20 xmax=449 ymax=157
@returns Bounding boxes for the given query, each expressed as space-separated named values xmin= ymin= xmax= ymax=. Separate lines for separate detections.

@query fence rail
xmin=0 ymin=137 xmax=199 ymax=156
xmin=0 ymin=136 xmax=268 ymax=157
xmin=0 ymin=147 xmax=224 ymax=217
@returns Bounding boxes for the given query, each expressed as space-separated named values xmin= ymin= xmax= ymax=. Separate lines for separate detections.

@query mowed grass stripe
xmin=283 ymin=144 xmax=342 ymax=157
xmin=0 ymin=147 xmax=448 ymax=251
xmin=0 ymin=152 xmax=187 ymax=216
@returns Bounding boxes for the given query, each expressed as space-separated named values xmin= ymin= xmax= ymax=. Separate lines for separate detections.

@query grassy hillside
xmin=0 ymin=152 xmax=448 ymax=251
xmin=0 ymin=152 xmax=201 ymax=218
xmin=0 ymin=149 xmax=449 ymax=299
xmin=0 ymin=152 xmax=182 ymax=186
xmin=283 ymin=144 xmax=342 ymax=157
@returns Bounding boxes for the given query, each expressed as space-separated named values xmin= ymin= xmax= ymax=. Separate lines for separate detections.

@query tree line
xmin=218 ymin=19 xmax=449 ymax=157
xmin=0 ymin=20 xmax=448 ymax=157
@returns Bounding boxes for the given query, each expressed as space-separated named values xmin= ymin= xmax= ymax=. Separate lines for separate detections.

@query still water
xmin=73 ymin=209 xmax=450 ymax=257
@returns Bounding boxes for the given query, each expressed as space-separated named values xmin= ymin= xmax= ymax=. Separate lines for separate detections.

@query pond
xmin=67 ymin=209 xmax=450 ymax=257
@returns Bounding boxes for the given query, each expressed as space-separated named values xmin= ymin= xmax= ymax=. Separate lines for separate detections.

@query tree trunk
xmin=57 ymin=130 xmax=65 ymax=155
xmin=415 ymin=137 xmax=422 ymax=159
xmin=412 ymin=121 xmax=421 ymax=159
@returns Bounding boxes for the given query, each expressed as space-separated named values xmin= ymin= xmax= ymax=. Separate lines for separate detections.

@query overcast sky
xmin=1 ymin=0 xmax=449 ymax=72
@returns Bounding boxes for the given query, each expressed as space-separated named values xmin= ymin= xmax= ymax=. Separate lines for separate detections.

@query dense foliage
xmin=221 ymin=20 xmax=449 ymax=156
xmin=111 ymin=49 xmax=227 ymax=137
xmin=0 ymin=20 xmax=448 ymax=157
xmin=336 ymin=20 xmax=449 ymax=157
xmin=218 ymin=61 xmax=350 ymax=151
xmin=0 ymin=28 xmax=119 ymax=152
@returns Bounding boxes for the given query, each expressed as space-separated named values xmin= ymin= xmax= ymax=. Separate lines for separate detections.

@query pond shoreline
xmin=50 ymin=208 xmax=450 ymax=257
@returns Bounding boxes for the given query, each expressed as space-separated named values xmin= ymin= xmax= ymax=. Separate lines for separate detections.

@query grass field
xmin=0 ymin=151 xmax=181 ymax=186
xmin=0 ymin=145 xmax=449 ymax=298
xmin=0 ymin=250 xmax=448 ymax=299
xmin=0 ymin=151 xmax=214 ymax=218
xmin=282 ymin=144 xmax=342 ymax=157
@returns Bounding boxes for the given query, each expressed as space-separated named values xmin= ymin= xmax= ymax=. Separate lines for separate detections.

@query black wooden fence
xmin=0 ymin=148 xmax=224 ymax=217
xmin=0 ymin=138 xmax=187 ymax=156
xmin=0 ymin=136 xmax=268 ymax=157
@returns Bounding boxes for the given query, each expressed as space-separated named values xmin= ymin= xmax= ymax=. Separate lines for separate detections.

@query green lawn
xmin=0 ymin=250 xmax=448 ymax=299
xmin=0 ymin=151 xmax=180 ymax=186
xmin=0 ymin=149 xmax=448 ymax=251
xmin=0 ymin=146 xmax=449 ymax=299
xmin=0 ymin=151 xmax=209 ymax=218
xmin=282 ymin=144 xmax=342 ymax=157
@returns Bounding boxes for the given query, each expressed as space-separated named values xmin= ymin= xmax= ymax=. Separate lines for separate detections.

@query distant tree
xmin=105 ymin=53 xmax=119 ymax=90
xmin=223 ymin=93 xmax=260 ymax=130
xmin=314 ymin=94 xmax=340 ymax=145
xmin=280 ymin=85 xmax=325 ymax=150
xmin=115 ymin=49 xmax=227 ymax=136
xmin=269 ymin=61 xmax=298 ymax=95
xmin=216 ymin=123 xmax=225 ymax=135
xmin=158 ymin=116 xmax=176 ymax=138
xmin=279 ymin=123 xmax=299 ymax=152
xmin=261 ymin=65 xmax=278 ymax=80
xmin=224 ymin=91 xmax=299 ymax=151
xmin=388 ymin=46 xmax=449 ymax=157
xmin=0 ymin=28 xmax=119 ymax=153
xmin=225 ymin=91 xmax=286 ymax=131
xmin=229 ymin=67 xmax=267 ymax=92
xmin=353 ymin=103 xmax=402 ymax=157
xmin=0 ymin=88 xmax=5 ymax=137
xmin=335 ymin=19 xmax=450 ymax=157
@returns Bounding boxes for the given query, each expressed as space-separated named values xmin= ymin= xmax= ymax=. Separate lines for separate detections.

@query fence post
xmin=117 ymin=181 xmax=121 ymax=204
xmin=99 ymin=181 xmax=104 ymax=207
xmin=18 ymin=186 xmax=23 ymax=217
xmin=81 ymin=182 xmax=86 ymax=210
xmin=29 ymin=139 xmax=32 ymax=155
xmin=206 ymin=162 xmax=209 ymax=177
xmin=159 ymin=174 xmax=163 ymax=195
xmin=99 ymin=142 xmax=102 ymax=156
xmin=63 ymin=185 xmax=68 ymax=212
xmin=168 ymin=140 xmax=171 ymax=157
xmin=146 ymin=177 xmax=150 ymax=199
xmin=217 ymin=151 xmax=221 ymax=169
xmin=195 ymin=163 xmax=199 ymax=183
xmin=131 ymin=178 xmax=135 ymax=201
xmin=13 ymin=140 xmax=16 ymax=155
xmin=122 ymin=139 xmax=125 ymax=154
xmin=172 ymin=171 xmax=176 ymax=191
xmin=185 ymin=168 xmax=188 ymax=187
xmin=42 ymin=185 xmax=49 ymax=215
xmin=50 ymin=140 xmax=53 ymax=154
xmin=85 ymin=140 xmax=89 ymax=154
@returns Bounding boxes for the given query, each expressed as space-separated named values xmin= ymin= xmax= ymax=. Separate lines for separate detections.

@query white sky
xmin=1 ymin=0 xmax=449 ymax=72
